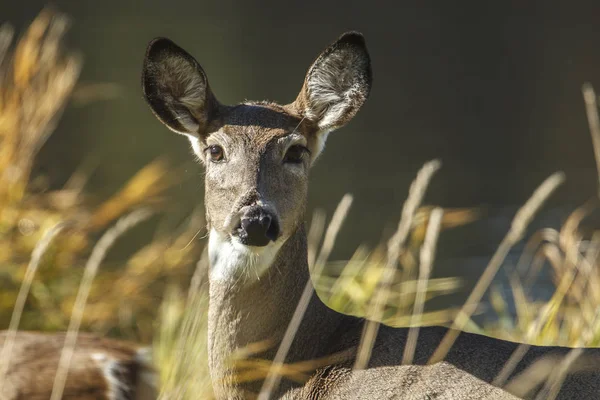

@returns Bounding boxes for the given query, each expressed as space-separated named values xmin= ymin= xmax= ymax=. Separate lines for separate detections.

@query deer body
xmin=206 ymin=222 xmax=524 ymax=400
xmin=0 ymin=331 xmax=155 ymax=400
xmin=205 ymin=219 xmax=600 ymax=400
xmin=141 ymin=31 xmax=600 ymax=399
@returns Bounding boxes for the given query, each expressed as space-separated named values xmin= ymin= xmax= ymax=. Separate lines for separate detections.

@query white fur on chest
xmin=208 ymin=229 xmax=283 ymax=282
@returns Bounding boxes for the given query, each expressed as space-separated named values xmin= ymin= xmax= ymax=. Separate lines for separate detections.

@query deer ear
xmin=142 ymin=38 xmax=219 ymax=137
xmin=294 ymin=32 xmax=372 ymax=132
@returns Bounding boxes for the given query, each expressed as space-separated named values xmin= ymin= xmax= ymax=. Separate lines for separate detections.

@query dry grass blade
xmin=307 ymin=209 xmax=326 ymax=268
xmin=156 ymin=285 xmax=213 ymax=400
xmin=504 ymin=354 xmax=561 ymax=398
xmin=402 ymin=207 xmax=442 ymax=365
xmin=520 ymin=205 xmax=597 ymax=345
xmin=524 ymin=256 xmax=575 ymax=342
xmin=515 ymin=228 xmax=560 ymax=276
xmin=582 ymin=83 xmax=600 ymax=196
xmin=493 ymin=343 xmax=530 ymax=387
xmin=50 ymin=209 xmax=152 ymax=400
xmin=521 ymin=230 xmax=562 ymax=287
xmin=89 ymin=158 xmax=174 ymax=229
xmin=535 ymin=348 xmax=583 ymax=400
xmin=257 ymin=194 xmax=353 ymax=400
xmin=235 ymin=349 xmax=355 ymax=386
xmin=582 ymin=231 xmax=600 ymax=309
xmin=0 ymin=222 xmax=68 ymax=387
xmin=159 ymin=249 xmax=211 ymax=398
xmin=506 ymin=351 xmax=600 ymax=398
xmin=428 ymin=172 xmax=565 ymax=365
xmin=312 ymin=194 xmax=353 ymax=275
xmin=355 ymin=159 xmax=441 ymax=370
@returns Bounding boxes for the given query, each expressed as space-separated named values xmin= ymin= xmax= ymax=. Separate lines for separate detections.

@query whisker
xmin=180 ymin=227 xmax=206 ymax=251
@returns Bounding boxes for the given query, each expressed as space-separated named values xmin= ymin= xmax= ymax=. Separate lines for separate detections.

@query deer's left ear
xmin=142 ymin=38 xmax=220 ymax=138
xmin=294 ymin=32 xmax=372 ymax=133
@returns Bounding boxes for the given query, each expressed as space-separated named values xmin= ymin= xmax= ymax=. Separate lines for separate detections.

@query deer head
xmin=142 ymin=32 xmax=371 ymax=282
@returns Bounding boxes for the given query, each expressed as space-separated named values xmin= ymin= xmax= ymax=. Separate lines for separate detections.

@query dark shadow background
xmin=3 ymin=1 xmax=600 ymax=300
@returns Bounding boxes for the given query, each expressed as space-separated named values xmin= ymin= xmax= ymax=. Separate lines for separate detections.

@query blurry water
xmin=2 ymin=1 xmax=600 ymax=307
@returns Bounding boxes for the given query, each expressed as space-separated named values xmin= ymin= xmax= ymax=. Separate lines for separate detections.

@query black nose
xmin=237 ymin=209 xmax=279 ymax=247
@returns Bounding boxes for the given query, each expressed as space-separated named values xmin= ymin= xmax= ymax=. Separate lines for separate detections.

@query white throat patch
xmin=208 ymin=229 xmax=284 ymax=282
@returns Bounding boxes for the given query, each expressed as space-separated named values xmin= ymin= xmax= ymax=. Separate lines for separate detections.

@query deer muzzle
xmin=233 ymin=205 xmax=280 ymax=247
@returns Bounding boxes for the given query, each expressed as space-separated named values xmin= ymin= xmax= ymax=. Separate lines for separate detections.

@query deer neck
xmin=207 ymin=223 xmax=352 ymax=398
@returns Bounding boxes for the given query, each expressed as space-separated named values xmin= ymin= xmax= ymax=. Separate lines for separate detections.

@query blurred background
xmin=2 ymin=2 xmax=600 ymax=333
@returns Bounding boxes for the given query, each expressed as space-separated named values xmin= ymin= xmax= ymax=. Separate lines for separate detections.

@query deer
xmin=0 ymin=32 xmax=596 ymax=400
xmin=0 ymin=331 xmax=156 ymax=399
xmin=138 ymin=31 xmax=600 ymax=399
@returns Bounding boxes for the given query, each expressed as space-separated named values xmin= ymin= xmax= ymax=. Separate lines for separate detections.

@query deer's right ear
xmin=294 ymin=32 xmax=372 ymax=133
xmin=142 ymin=38 xmax=219 ymax=137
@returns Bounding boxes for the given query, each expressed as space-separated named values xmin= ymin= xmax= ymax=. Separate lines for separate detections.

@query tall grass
xmin=0 ymin=9 xmax=203 ymax=344
xmin=2 ymin=9 xmax=600 ymax=400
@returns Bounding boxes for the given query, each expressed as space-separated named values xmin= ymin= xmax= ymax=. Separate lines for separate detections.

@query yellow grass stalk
xmin=355 ymin=159 xmax=441 ymax=370
xmin=428 ymin=172 xmax=565 ymax=365
xmin=402 ymin=207 xmax=443 ymax=365
xmin=0 ymin=222 xmax=68 ymax=388
xmin=50 ymin=209 xmax=152 ymax=400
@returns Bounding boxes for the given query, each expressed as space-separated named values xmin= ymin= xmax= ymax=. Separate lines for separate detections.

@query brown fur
xmin=141 ymin=31 xmax=600 ymax=400
xmin=199 ymin=103 xmax=311 ymax=239
xmin=0 ymin=331 xmax=153 ymax=400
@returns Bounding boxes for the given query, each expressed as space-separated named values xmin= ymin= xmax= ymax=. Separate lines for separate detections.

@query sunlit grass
xmin=154 ymin=284 xmax=213 ymax=399
xmin=2 ymin=8 xmax=600 ymax=400
xmin=0 ymin=10 xmax=204 ymax=342
xmin=482 ymin=198 xmax=600 ymax=347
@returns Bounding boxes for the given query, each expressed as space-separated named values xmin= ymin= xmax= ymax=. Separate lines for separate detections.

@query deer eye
xmin=284 ymin=145 xmax=309 ymax=164
xmin=206 ymin=145 xmax=224 ymax=162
